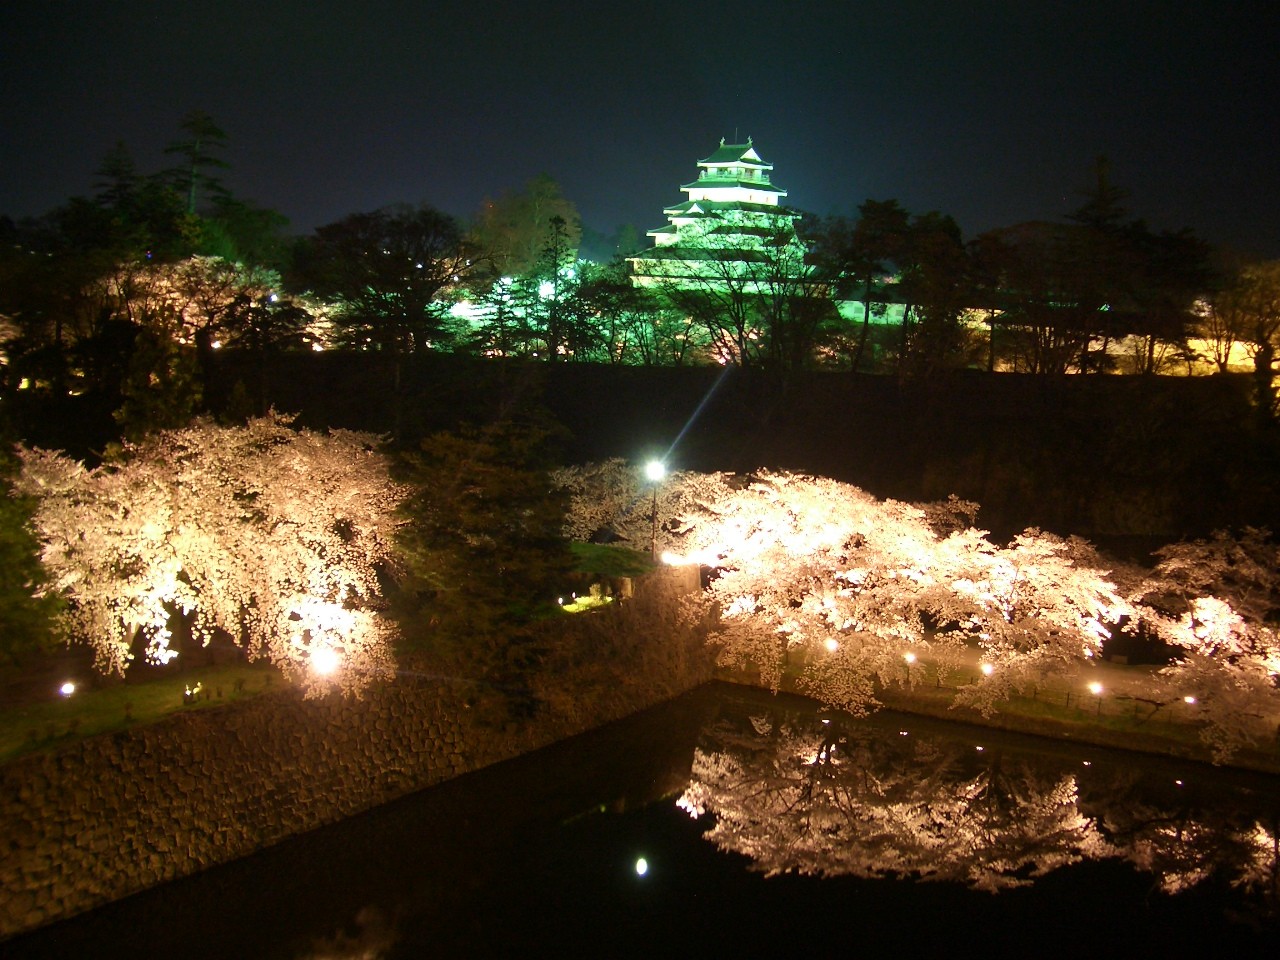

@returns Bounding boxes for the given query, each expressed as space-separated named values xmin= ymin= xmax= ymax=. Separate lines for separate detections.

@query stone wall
xmin=0 ymin=566 xmax=711 ymax=940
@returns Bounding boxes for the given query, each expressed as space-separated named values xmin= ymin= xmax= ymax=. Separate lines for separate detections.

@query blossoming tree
xmin=1129 ymin=528 xmax=1280 ymax=759
xmin=16 ymin=414 xmax=406 ymax=694
xmin=559 ymin=463 xmax=1132 ymax=714
xmin=557 ymin=462 xmax=1279 ymax=755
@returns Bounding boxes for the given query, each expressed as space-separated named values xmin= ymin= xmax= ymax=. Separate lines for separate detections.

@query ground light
xmin=635 ymin=857 xmax=649 ymax=876
xmin=59 ymin=681 xmax=76 ymax=697
xmin=1089 ymin=681 xmax=1104 ymax=716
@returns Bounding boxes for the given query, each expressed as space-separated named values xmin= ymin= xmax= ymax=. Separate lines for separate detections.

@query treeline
xmin=2 ymin=112 xmax=1279 ymax=450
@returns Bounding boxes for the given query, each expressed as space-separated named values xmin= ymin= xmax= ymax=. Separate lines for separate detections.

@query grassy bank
xmin=0 ymin=663 xmax=280 ymax=764
xmin=721 ymin=659 xmax=1280 ymax=776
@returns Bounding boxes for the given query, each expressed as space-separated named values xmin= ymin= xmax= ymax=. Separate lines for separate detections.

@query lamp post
xmin=644 ymin=460 xmax=666 ymax=559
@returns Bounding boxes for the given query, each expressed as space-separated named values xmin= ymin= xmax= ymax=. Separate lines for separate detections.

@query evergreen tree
xmin=394 ymin=416 xmax=573 ymax=670
xmin=162 ymin=110 xmax=231 ymax=216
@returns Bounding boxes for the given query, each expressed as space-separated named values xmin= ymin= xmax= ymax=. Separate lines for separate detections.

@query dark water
xmin=4 ymin=682 xmax=1279 ymax=958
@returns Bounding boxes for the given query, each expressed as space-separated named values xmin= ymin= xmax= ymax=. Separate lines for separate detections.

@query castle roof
xmin=698 ymin=139 xmax=772 ymax=169
xmin=662 ymin=198 xmax=794 ymax=218
xmin=680 ymin=175 xmax=786 ymax=194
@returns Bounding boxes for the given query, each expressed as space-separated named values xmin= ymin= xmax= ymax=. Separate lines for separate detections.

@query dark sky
xmin=3 ymin=1 xmax=1278 ymax=255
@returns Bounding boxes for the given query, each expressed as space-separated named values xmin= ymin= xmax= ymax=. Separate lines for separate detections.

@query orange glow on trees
xmin=17 ymin=413 xmax=405 ymax=694
xmin=558 ymin=462 xmax=1279 ymax=756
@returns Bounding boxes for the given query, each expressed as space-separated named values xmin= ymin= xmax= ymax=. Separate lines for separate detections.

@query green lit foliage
xmin=640 ymin=211 xmax=824 ymax=371
xmin=461 ymin=275 xmax=535 ymax=358
xmin=461 ymin=256 xmax=686 ymax=365
xmin=299 ymin=204 xmax=475 ymax=359
xmin=161 ymin=110 xmax=231 ymax=216
xmin=393 ymin=416 xmax=574 ymax=669
xmin=195 ymin=197 xmax=292 ymax=269
xmin=803 ymin=202 xmax=910 ymax=372
xmin=548 ymin=257 xmax=677 ymax=364
xmin=531 ymin=214 xmax=577 ymax=359
xmin=893 ymin=210 xmax=977 ymax=377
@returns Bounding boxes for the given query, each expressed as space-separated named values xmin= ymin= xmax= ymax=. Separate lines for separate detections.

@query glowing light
xmin=635 ymin=857 xmax=649 ymax=876
xmin=660 ymin=551 xmax=684 ymax=565
xmin=903 ymin=652 xmax=917 ymax=664
xmin=312 ymin=647 xmax=341 ymax=676
xmin=976 ymin=745 xmax=985 ymax=752
xmin=59 ymin=681 xmax=76 ymax=697
xmin=644 ymin=460 xmax=666 ymax=482
xmin=1183 ymin=695 xmax=1197 ymax=704
xmin=980 ymin=662 xmax=995 ymax=676
xmin=824 ymin=638 xmax=840 ymax=652
xmin=1088 ymin=682 xmax=1103 ymax=696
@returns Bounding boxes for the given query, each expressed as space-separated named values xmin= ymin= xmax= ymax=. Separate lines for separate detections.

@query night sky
xmin=3 ymin=1 xmax=1278 ymax=255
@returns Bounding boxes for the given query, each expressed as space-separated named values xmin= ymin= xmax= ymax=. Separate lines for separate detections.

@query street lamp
xmin=644 ymin=460 xmax=666 ymax=559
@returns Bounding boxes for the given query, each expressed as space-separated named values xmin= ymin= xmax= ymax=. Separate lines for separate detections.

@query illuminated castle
xmin=628 ymin=138 xmax=807 ymax=290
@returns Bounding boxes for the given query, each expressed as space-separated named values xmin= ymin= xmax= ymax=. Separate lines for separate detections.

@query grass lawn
xmin=569 ymin=542 xmax=653 ymax=578
xmin=733 ymin=651 xmax=1280 ymax=773
xmin=0 ymin=662 xmax=281 ymax=764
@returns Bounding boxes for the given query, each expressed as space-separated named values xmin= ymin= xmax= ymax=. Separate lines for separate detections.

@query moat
xmin=4 ymin=682 xmax=1276 ymax=957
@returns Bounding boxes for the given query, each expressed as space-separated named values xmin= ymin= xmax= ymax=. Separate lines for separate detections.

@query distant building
xmin=628 ymin=138 xmax=810 ymax=292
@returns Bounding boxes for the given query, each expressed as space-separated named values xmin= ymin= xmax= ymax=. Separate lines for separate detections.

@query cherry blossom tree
xmin=1129 ymin=528 xmax=1280 ymax=759
xmin=557 ymin=464 xmax=1132 ymax=716
xmin=16 ymin=413 xmax=406 ymax=694
xmin=556 ymin=463 xmax=1278 ymax=753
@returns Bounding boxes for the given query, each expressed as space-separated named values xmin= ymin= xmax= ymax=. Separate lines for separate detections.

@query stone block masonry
xmin=0 ymin=566 xmax=711 ymax=940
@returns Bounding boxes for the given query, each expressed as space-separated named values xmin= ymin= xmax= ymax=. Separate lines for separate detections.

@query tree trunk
xmin=851 ymin=277 xmax=873 ymax=373
xmin=1253 ymin=341 xmax=1276 ymax=425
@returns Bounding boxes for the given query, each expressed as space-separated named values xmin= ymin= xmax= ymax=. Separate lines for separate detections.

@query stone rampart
xmin=0 ymin=566 xmax=710 ymax=940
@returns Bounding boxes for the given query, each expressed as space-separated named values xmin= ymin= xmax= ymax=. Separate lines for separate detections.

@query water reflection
xmin=299 ymin=905 xmax=395 ymax=960
xmin=680 ymin=691 xmax=1280 ymax=912
xmin=2 ymin=683 xmax=1276 ymax=958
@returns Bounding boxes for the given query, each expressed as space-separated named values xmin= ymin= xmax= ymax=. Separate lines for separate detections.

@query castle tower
xmin=628 ymin=138 xmax=805 ymax=290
